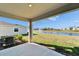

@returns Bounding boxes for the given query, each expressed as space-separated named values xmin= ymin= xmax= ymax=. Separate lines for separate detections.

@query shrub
xmin=15 ymin=34 xmax=23 ymax=41
xmin=14 ymin=35 xmax=27 ymax=42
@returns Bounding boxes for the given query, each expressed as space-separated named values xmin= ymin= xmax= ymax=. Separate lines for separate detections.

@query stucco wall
xmin=0 ymin=25 xmax=27 ymax=37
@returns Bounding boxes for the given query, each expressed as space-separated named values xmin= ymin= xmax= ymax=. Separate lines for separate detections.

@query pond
xmin=42 ymin=31 xmax=79 ymax=36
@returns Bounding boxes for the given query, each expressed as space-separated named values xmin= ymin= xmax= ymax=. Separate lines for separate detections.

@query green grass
xmin=22 ymin=32 xmax=79 ymax=56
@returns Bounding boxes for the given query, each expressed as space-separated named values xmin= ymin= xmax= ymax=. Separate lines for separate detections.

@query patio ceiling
xmin=0 ymin=3 xmax=79 ymax=22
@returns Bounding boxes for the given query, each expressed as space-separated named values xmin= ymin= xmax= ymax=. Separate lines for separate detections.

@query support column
xmin=28 ymin=20 xmax=32 ymax=43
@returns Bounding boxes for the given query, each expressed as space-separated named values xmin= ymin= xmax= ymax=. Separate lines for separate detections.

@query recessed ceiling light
xmin=28 ymin=4 xmax=32 ymax=7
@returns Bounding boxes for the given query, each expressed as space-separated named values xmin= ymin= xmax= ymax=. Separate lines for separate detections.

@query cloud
xmin=47 ymin=15 xmax=59 ymax=21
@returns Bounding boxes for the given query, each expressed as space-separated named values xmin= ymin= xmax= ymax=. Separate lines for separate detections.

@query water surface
xmin=42 ymin=31 xmax=79 ymax=36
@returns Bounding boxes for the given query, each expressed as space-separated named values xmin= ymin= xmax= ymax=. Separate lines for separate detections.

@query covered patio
xmin=0 ymin=3 xmax=79 ymax=56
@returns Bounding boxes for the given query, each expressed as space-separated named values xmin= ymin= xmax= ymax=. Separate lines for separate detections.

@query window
xmin=14 ymin=28 xmax=19 ymax=32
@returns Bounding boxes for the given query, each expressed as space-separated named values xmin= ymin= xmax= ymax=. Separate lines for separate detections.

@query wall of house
xmin=0 ymin=25 xmax=27 ymax=37
xmin=13 ymin=25 xmax=27 ymax=35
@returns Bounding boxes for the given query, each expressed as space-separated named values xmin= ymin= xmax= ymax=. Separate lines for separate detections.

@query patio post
xmin=28 ymin=20 xmax=32 ymax=43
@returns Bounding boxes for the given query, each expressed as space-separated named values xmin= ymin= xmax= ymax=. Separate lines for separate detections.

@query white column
xmin=28 ymin=20 xmax=32 ymax=43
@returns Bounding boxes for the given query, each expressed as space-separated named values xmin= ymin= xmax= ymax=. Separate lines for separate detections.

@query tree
xmin=70 ymin=27 xmax=73 ymax=30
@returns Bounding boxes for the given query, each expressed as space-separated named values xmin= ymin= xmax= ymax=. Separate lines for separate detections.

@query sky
xmin=0 ymin=9 xmax=79 ymax=29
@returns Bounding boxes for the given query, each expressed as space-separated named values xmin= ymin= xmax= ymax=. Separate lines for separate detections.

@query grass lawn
xmin=22 ymin=31 xmax=79 ymax=56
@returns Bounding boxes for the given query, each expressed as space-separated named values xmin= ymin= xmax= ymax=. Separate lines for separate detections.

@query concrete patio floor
xmin=0 ymin=43 xmax=64 ymax=56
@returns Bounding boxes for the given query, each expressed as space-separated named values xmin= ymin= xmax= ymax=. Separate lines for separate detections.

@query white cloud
xmin=48 ymin=15 xmax=59 ymax=21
